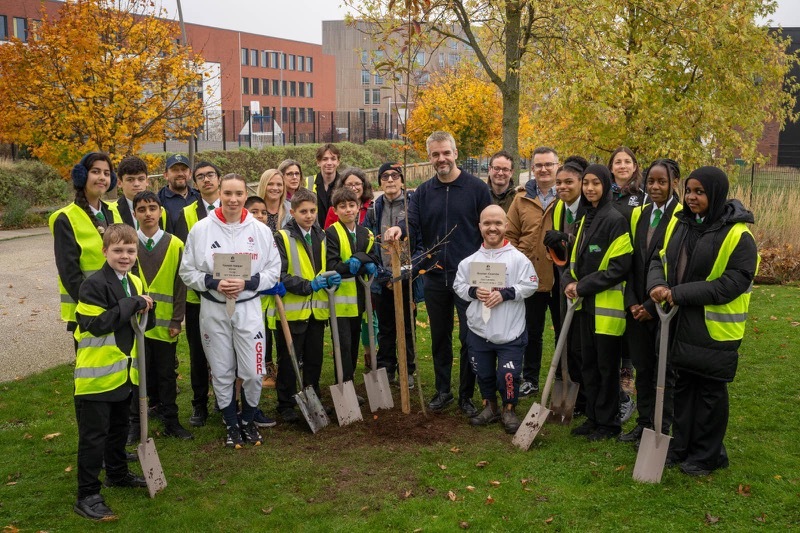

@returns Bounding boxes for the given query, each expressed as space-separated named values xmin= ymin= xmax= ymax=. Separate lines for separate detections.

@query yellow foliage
xmin=0 ymin=0 xmax=206 ymax=177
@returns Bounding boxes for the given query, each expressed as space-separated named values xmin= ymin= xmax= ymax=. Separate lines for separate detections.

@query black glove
xmin=543 ymin=230 xmax=569 ymax=250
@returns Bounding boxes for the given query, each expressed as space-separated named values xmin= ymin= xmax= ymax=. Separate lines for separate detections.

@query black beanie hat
xmin=378 ymin=162 xmax=404 ymax=182
xmin=685 ymin=166 xmax=729 ymax=224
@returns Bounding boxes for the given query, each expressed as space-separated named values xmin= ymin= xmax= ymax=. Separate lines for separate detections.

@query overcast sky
xmin=155 ymin=0 xmax=800 ymax=45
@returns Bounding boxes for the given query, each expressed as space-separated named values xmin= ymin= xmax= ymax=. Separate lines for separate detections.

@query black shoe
xmin=324 ymin=405 xmax=334 ymax=416
xmin=74 ymin=494 xmax=117 ymax=521
xmin=225 ymin=424 xmax=244 ymax=449
xmin=428 ymin=392 xmax=454 ymax=412
xmin=126 ymin=425 xmax=139 ymax=447
xmin=356 ymin=395 xmax=366 ymax=406
xmin=469 ymin=404 xmax=500 ymax=426
xmin=103 ymin=472 xmax=147 ymax=488
xmin=253 ymin=409 xmax=277 ymax=428
xmin=459 ymin=398 xmax=479 ymax=418
xmin=240 ymin=422 xmax=263 ymax=446
xmin=618 ymin=425 xmax=646 ymax=443
xmin=163 ymin=421 xmax=194 ymax=440
xmin=189 ymin=405 xmax=208 ymax=427
xmin=148 ymin=405 xmax=164 ymax=424
xmin=679 ymin=461 xmax=711 ymax=477
xmin=501 ymin=407 xmax=521 ymax=434
xmin=587 ymin=428 xmax=621 ymax=442
xmin=279 ymin=408 xmax=300 ymax=423
xmin=665 ymin=454 xmax=682 ymax=468
xmin=570 ymin=419 xmax=597 ymax=436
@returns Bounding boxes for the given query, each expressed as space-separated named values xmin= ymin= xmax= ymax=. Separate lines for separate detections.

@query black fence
xmin=734 ymin=164 xmax=800 ymax=190
xmin=141 ymin=109 xmax=405 ymax=153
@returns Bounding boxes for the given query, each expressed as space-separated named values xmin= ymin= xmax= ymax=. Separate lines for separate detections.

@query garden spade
xmin=274 ymin=295 xmax=329 ymax=433
xmin=513 ymin=297 xmax=581 ymax=450
xmin=633 ymin=304 xmax=678 ymax=483
xmin=358 ymin=274 xmax=393 ymax=412
xmin=548 ymin=342 xmax=580 ymax=425
xmin=325 ymin=282 xmax=363 ymax=426
xmin=131 ymin=312 xmax=167 ymax=498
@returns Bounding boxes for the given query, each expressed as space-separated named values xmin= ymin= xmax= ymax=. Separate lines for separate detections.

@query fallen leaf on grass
xmin=536 ymin=495 xmax=549 ymax=502
xmin=4 ymin=525 xmax=20 ymax=533
xmin=465 ymin=485 xmax=475 ymax=492
xmin=520 ymin=478 xmax=530 ymax=486
xmin=489 ymin=480 xmax=501 ymax=487
xmin=737 ymin=484 xmax=751 ymax=497
xmin=413 ymin=529 xmax=422 ymax=532
xmin=774 ymin=475 xmax=782 ymax=480
xmin=22 ymin=434 xmax=32 ymax=440
xmin=450 ymin=446 xmax=461 ymax=453
xmin=615 ymin=465 xmax=626 ymax=472
xmin=261 ymin=507 xmax=273 ymax=515
xmin=770 ymin=316 xmax=778 ymax=320
xmin=6 ymin=482 xmax=17 ymax=486
xmin=459 ymin=521 xmax=470 ymax=529
xmin=360 ymin=506 xmax=369 ymax=511
xmin=485 ymin=495 xmax=494 ymax=505
xmin=545 ymin=516 xmax=554 ymax=524
xmin=755 ymin=513 xmax=766 ymax=523
xmin=219 ymin=479 xmax=227 ymax=486
xmin=401 ymin=489 xmax=413 ymax=499
xmin=42 ymin=432 xmax=61 ymax=441
xmin=438 ymin=463 xmax=447 ymax=470
xmin=705 ymin=513 xmax=720 ymax=525
xmin=64 ymin=466 xmax=72 ymax=472
xmin=447 ymin=491 xmax=457 ymax=502
xmin=791 ymin=322 xmax=799 ymax=327
xmin=373 ymin=415 xmax=378 ymax=420
xmin=475 ymin=461 xmax=489 ymax=468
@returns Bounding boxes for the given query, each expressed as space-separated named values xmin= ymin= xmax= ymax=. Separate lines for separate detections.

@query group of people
xmin=50 ymin=132 xmax=758 ymax=521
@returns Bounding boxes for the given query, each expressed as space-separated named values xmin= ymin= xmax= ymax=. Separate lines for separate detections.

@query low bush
xmin=0 ymin=159 xmax=70 ymax=209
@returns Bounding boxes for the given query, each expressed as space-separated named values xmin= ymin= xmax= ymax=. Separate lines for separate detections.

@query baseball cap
xmin=165 ymin=154 xmax=190 ymax=170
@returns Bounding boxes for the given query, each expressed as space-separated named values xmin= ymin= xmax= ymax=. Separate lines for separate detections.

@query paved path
xmin=0 ymin=231 xmax=72 ymax=383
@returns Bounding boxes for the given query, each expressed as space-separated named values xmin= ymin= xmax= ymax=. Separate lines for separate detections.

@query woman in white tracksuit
xmin=180 ymin=174 xmax=281 ymax=448
xmin=453 ymin=205 xmax=539 ymax=434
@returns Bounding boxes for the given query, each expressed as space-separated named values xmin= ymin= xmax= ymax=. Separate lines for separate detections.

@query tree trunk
xmin=504 ymin=2 xmax=522 ymax=185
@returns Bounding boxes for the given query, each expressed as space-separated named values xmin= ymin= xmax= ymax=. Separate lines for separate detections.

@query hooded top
xmin=580 ymin=163 xmax=612 ymax=233
xmin=684 ymin=166 xmax=729 ymax=225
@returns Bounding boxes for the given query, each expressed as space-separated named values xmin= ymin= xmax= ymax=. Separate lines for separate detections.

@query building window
xmin=252 ymin=78 xmax=259 ymax=95
xmin=270 ymin=52 xmax=279 ymax=69
xmin=242 ymin=77 xmax=249 ymax=95
xmin=251 ymin=49 xmax=258 ymax=67
xmin=0 ymin=16 xmax=7 ymax=41
xmin=307 ymin=83 xmax=313 ymax=98
xmin=299 ymin=83 xmax=305 ymax=97
xmin=13 ymin=17 xmax=27 ymax=42
xmin=364 ymin=89 xmax=370 ymax=106
xmin=297 ymin=56 xmax=304 ymax=71
xmin=372 ymin=89 xmax=380 ymax=105
xmin=288 ymin=55 xmax=295 ymax=71
xmin=306 ymin=57 xmax=313 ymax=72
xmin=361 ymin=70 xmax=370 ymax=85
xmin=372 ymin=109 xmax=379 ymax=125
xmin=449 ymin=40 xmax=458 ymax=50
xmin=263 ymin=79 xmax=270 ymax=95
xmin=243 ymin=105 xmax=250 ymax=118
xmin=290 ymin=107 xmax=296 ymax=122
xmin=282 ymin=80 xmax=287 ymax=97
xmin=273 ymin=79 xmax=279 ymax=95
xmin=290 ymin=81 xmax=296 ymax=97
xmin=241 ymin=48 xmax=248 ymax=65
xmin=280 ymin=53 xmax=286 ymax=70
xmin=299 ymin=108 xmax=306 ymax=122
xmin=374 ymin=73 xmax=383 ymax=85
xmin=439 ymin=53 xmax=445 ymax=68
xmin=361 ymin=51 xmax=368 ymax=64
xmin=282 ymin=107 xmax=288 ymax=123
xmin=449 ymin=53 xmax=459 ymax=66
xmin=419 ymin=71 xmax=430 ymax=84
xmin=261 ymin=51 xmax=268 ymax=68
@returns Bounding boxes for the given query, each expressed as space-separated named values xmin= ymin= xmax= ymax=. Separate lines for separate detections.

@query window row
xmin=242 ymin=78 xmax=313 ymax=98
xmin=0 ymin=15 xmax=38 ymax=42
xmin=242 ymin=106 xmax=316 ymax=124
xmin=241 ymin=48 xmax=313 ymax=72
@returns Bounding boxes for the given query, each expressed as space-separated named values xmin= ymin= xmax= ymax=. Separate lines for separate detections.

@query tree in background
xmin=523 ymin=0 xmax=798 ymax=169
xmin=0 ymin=0 xmax=207 ymax=175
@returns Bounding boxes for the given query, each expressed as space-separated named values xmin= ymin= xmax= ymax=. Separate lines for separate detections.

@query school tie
xmin=146 ymin=238 xmax=154 ymax=251
xmin=650 ymin=209 xmax=662 ymax=228
xmin=304 ymin=233 xmax=312 ymax=246
xmin=350 ymin=232 xmax=356 ymax=246
xmin=95 ymin=211 xmax=105 ymax=222
xmin=208 ymin=204 xmax=215 ymax=212
xmin=121 ymin=277 xmax=130 ymax=297
xmin=566 ymin=209 xmax=574 ymax=224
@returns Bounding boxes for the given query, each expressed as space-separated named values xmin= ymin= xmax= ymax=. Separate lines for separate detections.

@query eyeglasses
xmin=380 ymin=172 xmax=402 ymax=181
xmin=195 ymin=172 xmax=218 ymax=181
xmin=490 ymin=166 xmax=512 ymax=173
xmin=284 ymin=171 xmax=301 ymax=177
xmin=534 ymin=162 xmax=558 ymax=171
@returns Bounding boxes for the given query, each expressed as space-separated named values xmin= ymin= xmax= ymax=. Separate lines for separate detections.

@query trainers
xmin=407 ymin=375 xmax=415 ymax=390
xmin=501 ymin=406 xmax=521 ymax=434
xmin=519 ymin=380 xmax=539 ymax=398
xmin=428 ymin=392 xmax=454 ymax=412
xmin=240 ymin=422 xmax=263 ymax=446
xmin=126 ymin=425 xmax=139 ymax=447
xmin=74 ymin=494 xmax=117 ymax=521
xmin=459 ymin=398 xmax=479 ymax=418
xmin=225 ymin=424 xmax=244 ymax=449
xmin=571 ymin=419 xmax=597 ymax=436
xmin=189 ymin=405 xmax=208 ymax=427
xmin=253 ymin=409 xmax=277 ymax=428
xmin=620 ymin=367 xmax=635 ymax=395
xmin=103 ymin=472 xmax=147 ymax=488
xmin=619 ymin=397 xmax=636 ymax=424
xmin=163 ymin=420 xmax=194 ymax=440
xmin=470 ymin=403 xmax=500 ymax=426
xmin=279 ymin=408 xmax=300 ymax=423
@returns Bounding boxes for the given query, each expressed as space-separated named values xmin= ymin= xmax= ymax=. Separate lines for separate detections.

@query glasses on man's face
xmin=490 ymin=166 xmax=512 ymax=174
xmin=284 ymin=171 xmax=301 ymax=177
xmin=534 ymin=162 xmax=557 ymax=171
xmin=195 ymin=172 xmax=217 ymax=181
xmin=381 ymin=172 xmax=402 ymax=181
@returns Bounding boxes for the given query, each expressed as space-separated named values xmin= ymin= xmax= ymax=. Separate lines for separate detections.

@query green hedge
xmin=0 ymin=159 xmax=70 ymax=209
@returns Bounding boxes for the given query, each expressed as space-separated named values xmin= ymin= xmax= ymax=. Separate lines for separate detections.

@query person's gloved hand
xmin=349 ymin=257 xmax=362 ymax=275
xmin=326 ymin=273 xmax=342 ymax=288
xmin=543 ymin=230 xmax=569 ymax=250
xmin=364 ymin=262 xmax=378 ymax=276
xmin=264 ymin=282 xmax=286 ymax=297
xmin=310 ymin=275 xmax=327 ymax=292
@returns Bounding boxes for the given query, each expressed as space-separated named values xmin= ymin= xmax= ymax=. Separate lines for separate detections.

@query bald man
xmin=453 ymin=205 xmax=539 ymax=434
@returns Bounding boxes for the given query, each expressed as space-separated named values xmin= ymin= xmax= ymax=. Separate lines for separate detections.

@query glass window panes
xmin=289 ymin=55 xmax=295 ymax=70
xmin=364 ymin=89 xmax=370 ymax=105
xmin=242 ymin=77 xmax=249 ymax=94
xmin=241 ymin=48 xmax=248 ymax=65
xmin=251 ymin=49 xmax=258 ymax=67
xmin=307 ymin=57 xmax=313 ymax=72
xmin=361 ymin=70 xmax=370 ymax=85
xmin=290 ymin=81 xmax=296 ymax=97
xmin=252 ymin=78 xmax=259 ymax=94
xmin=372 ymin=89 xmax=380 ymax=105
xmin=263 ymin=79 xmax=269 ymax=95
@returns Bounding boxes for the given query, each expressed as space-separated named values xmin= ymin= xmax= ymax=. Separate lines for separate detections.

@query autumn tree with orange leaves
xmin=0 ymin=0 xmax=207 ymax=175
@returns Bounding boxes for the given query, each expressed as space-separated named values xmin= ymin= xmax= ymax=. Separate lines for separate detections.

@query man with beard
xmin=158 ymin=154 xmax=200 ymax=227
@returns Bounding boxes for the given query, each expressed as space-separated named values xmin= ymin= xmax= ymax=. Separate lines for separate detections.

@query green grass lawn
xmin=2 ymin=285 xmax=800 ymax=531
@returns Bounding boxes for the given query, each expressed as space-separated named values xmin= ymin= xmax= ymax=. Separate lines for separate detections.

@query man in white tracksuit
xmin=179 ymin=175 xmax=281 ymax=448
xmin=454 ymin=205 xmax=539 ymax=434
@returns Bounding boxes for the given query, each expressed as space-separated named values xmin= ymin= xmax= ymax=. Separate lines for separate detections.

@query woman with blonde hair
xmin=256 ymin=168 xmax=291 ymax=230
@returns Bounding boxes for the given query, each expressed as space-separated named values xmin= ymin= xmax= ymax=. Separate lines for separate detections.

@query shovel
xmin=274 ymin=295 xmax=329 ymax=433
xmin=633 ymin=304 xmax=678 ymax=483
xmin=358 ymin=275 xmax=393 ymax=412
xmin=548 ymin=337 xmax=580 ymax=425
xmin=130 ymin=311 xmax=167 ymax=498
xmin=513 ymin=297 xmax=582 ymax=450
xmin=325 ymin=280 xmax=363 ymax=426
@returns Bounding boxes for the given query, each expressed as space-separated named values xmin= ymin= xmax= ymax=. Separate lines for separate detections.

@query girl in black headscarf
xmin=648 ymin=166 xmax=758 ymax=476
xmin=562 ymin=164 xmax=633 ymax=441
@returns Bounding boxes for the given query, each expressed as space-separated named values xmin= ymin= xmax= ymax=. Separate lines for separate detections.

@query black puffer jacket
xmin=647 ymin=200 xmax=758 ymax=381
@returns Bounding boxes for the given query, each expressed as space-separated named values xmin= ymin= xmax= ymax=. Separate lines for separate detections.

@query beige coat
xmin=506 ymin=192 xmax=555 ymax=292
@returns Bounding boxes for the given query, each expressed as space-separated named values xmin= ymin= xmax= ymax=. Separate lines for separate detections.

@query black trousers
xmin=334 ymin=316 xmax=362 ymax=383
xmin=75 ymin=395 xmax=132 ymax=498
xmin=275 ymin=318 xmax=325 ymax=411
xmin=669 ymin=371 xmax=730 ymax=471
xmin=562 ymin=307 xmax=586 ymax=412
xmin=521 ymin=289 xmax=561 ymax=386
xmin=423 ymin=277 xmax=474 ymax=400
xmin=375 ymin=282 xmax=417 ymax=377
xmin=626 ymin=315 xmax=675 ymax=431
xmin=579 ymin=311 xmax=622 ymax=431
xmin=185 ymin=302 xmax=209 ymax=409
xmin=129 ymin=338 xmax=179 ymax=423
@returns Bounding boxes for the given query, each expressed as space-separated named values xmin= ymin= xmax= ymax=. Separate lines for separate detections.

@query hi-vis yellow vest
xmin=630 ymin=202 xmax=683 ymax=242
xmin=333 ymin=223 xmax=374 ymax=318
xmin=107 ymin=200 xmax=168 ymax=230
xmin=49 ymin=203 xmax=109 ymax=323
xmin=569 ymin=218 xmax=632 ymax=336
xmin=553 ymin=200 xmax=565 ymax=232
xmin=138 ymin=235 xmax=183 ymax=343
xmin=73 ymin=274 xmax=143 ymax=395
xmin=661 ymin=218 xmax=760 ymax=342
xmin=183 ymin=202 xmax=203 ymax=304
xmin=264 ymin=230 xmax=330 ymax=329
